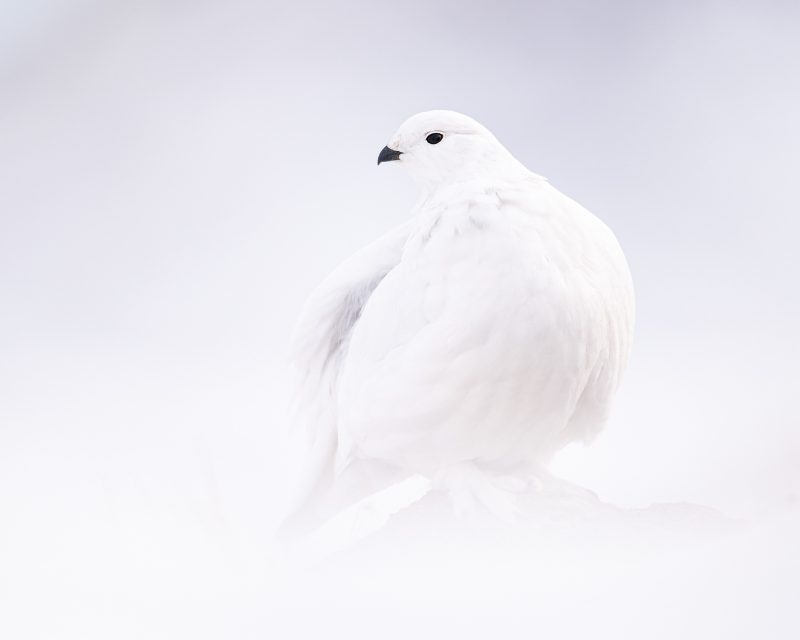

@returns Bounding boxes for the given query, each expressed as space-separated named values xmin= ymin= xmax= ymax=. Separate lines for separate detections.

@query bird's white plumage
xmin=284 ymin=111 xmax=634 ymax=535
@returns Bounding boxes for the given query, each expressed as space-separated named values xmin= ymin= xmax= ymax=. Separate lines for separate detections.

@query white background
xmin=1 ymin=1 xmax=798 ymax=637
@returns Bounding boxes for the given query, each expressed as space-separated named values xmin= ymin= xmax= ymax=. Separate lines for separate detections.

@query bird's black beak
xmin=377 ymin=146 xmax=402 ymax=165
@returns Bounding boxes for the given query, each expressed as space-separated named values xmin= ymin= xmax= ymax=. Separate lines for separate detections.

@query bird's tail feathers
xmin=276 ymin=443 xmax=410 ymax=541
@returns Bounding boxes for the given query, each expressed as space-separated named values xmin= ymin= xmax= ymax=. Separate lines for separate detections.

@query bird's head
xmin=377 ymin=110 xmax=528 ymax=191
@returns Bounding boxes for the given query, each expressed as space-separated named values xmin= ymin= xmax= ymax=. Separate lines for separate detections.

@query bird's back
xmin=335 ymin=177 xmax=634 ymax=475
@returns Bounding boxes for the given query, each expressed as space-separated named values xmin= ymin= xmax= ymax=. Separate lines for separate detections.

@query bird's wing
xmin=281 ymin=220 xmax=413 ymax=535
xmin=290 ymin=220 xmax=413 ymax=440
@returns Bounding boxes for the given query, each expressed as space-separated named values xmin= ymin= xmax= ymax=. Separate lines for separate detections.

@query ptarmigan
xmin=282 ymin=111 xmax=634 ymax=536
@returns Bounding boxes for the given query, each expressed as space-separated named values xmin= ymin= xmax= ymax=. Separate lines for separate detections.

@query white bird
xmin=281 ymin=111 xmax=634 ymax=536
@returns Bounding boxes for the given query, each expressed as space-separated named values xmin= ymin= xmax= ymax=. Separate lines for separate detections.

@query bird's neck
xmin=416 ymin=155 xmax=533 ymax=202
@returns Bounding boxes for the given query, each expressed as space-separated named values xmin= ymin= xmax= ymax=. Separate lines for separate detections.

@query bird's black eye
xmin=426 ymin=132 xmax=443 ymax=145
